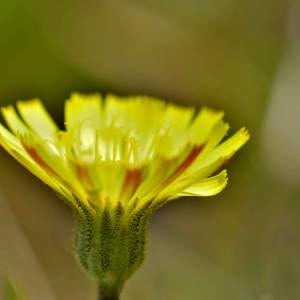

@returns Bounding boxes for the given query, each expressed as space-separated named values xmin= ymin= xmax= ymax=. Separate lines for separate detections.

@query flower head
xmin=0 ymin=93 xmax=249 ymax=297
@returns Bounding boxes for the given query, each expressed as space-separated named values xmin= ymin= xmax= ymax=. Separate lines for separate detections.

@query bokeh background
xmin=0 ymin=0 xmax=300 ymax=299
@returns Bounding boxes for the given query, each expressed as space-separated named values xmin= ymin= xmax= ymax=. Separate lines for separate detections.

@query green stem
xmin=98 ymin=294 xmax=119 ymax=300
xmin=98 ymin=287 xmax=119 ymax=300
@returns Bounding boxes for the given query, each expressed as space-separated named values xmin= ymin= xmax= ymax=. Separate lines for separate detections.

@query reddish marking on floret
xmin=75 ymin=164 xmax=93 ymax=188
xmin=76 ymin=164 xmax=88 ymax=182
xmin=163 ymin=144 xmax=204 ymax=187
xmin=24 ymin=146 xmax=57 ymax=176
xmin=174 ymin=145 xmax=204 ymax=176
xmin=123 ymin=169 xmax=141 ymax=192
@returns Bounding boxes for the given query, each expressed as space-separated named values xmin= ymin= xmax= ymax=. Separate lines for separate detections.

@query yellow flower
xmin=0 ymin=93 xmax=249 ymax=298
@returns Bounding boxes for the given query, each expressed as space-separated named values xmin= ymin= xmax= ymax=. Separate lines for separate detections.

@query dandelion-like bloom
xmin=0 ymin=93 xmax=249 ymax=300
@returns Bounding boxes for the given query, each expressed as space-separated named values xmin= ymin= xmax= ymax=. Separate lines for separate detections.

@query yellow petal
xmin=158 ymin=104 xmax=195 ymax=158
xmin=175 ymin=170 xmax=228 ymax=197
xmin=0 ymin=124 xmax=78 ymax=208
xmin=188 ymin=107 xmax=224 ymax=145
xmin=65 ymin=93 xmax=102 ymax=130
xmin=17 ymin=99 xmax=58 ymax=138
xmin=205 ymin=127 xmax=250 ymax=163
xmin=155 ymin=157 xmax=224 ymax=201
xmin=163 ymin=103 xmax=195 ymax=128
xmin=1 ymin=105 xmax=28 ymax=135
xmin=184 ymin=120 xmax=229 ymax=173
xmin=104 ymin=95 xmax=166 ymax=163
xmin=182 ymin=126 xmax=247 ymax=180
xmin=20 ymin=134 xmax=89 ymax=206
xmin=201 ymin=120 xmax=230 ymax=155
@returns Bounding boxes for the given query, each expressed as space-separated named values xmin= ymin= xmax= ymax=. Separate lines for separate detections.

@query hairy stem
xmin=98 ymin=294 xmax=119 ymax=300
xmin=98 ymin=287 xmax=119 ymax=300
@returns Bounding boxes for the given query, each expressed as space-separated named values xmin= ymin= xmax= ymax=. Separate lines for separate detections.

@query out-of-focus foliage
xmin=0 ymin=0 xmax=299 ymax=299
xmin=3 ymin=279 xmax=22 ymax=300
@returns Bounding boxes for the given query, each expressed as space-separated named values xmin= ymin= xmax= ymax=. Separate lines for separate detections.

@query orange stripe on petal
xmin=76 ymin=164 xmax=88 ymax=182
xmin=162 ymin=144 xmax=204 ymax=187
xmin=23 ymin=146 xmax=58 ymax=176
xmin=123 ymin=169 xmax=141 ymax=191
xmin=75 ymin=164 xmax=93 ymax=189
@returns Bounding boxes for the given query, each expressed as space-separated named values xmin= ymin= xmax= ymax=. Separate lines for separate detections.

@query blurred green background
xmin=0 ymin=0 xmax=300 ymax=299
